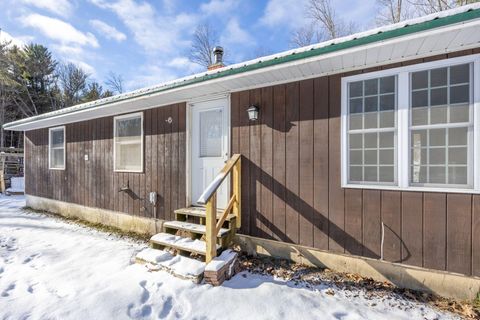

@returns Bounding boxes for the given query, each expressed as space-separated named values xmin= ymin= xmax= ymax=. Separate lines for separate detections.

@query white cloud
xmin=21 ymin=14 xmax=99 ymax=48
xmin=20 ymin=0 xmax=73 ymax=17
xmin=90 ymin=19 xmax=127 ymax=42
xmin=221 ymin=18 xmax=254 ymax=46
xmin=200 ymin=0 xmax=239 ymax=16
xmin=90 ymin=0 xmax=197 ymax=54
xmin=260 ymin=0 xmax=307 ymax=30
xmin=0 ymin=30 xmax=26 ymax=47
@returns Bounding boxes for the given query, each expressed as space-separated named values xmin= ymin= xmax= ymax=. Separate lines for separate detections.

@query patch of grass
xmin=474 ymin=292 xmax=480 ymax=309
xmin=22 ymin=206 xmax=150 ymax=242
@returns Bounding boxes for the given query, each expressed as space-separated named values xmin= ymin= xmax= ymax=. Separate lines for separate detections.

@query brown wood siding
xmin=231 ymin=50 xmax=480 ymax=276
xmin=24 ymin=103 xmax=186 ymax=220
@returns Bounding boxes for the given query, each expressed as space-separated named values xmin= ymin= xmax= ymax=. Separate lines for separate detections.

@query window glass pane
xmin=114 ymin=114 xmax=142 ymax=171
xmin=450 ymin=64 xmax=469 ymax=84
xmin=412 ymin=71 xmax=428 ymax=89
xmin=364 ymin=96 xmax=377 ymax=112
xmin=364 ymin=150 xmax=377 ymax=165
xmin=430 ymin=87 xmax=447 ymax=106
xmin=448 ymin=147 xmax=467 ymax=165
xmin=52 ymin=149 xmax=64 ymax=168
xmin=430 ymin=67 xmax=447 ymax=87
xmin=350 ymin=98 xmax=363 ymax=113
xmin=379 ymin=111 xmax=394 ymax=128
xmin=349 ymin=114 xmax=362 ymax=130
xmin=449 ymin=104 xmax=469 ymax=123
xmin=51 ymin=129 xmax=64 ymax=148
xmin=412 ymin=107 xmax=428 ymax=126
xmin=379 ymin=131 xmax=394 ymax=148
xmin=350 ymin=166 xmax=362 ymax=181
xmin=448 ymin=127 xmax=468 ymax=146
xmin=349 ymin=133 xmax=362 ymax=149
xmin=411 ymin=130 xmax=427 ymax=148
xmin=364 ymin=79 xmax=378 ymax=95
xmin=364 ymin=132 xmax=377 ymax=148
xmin=448 ymin=167 xmax=467 ymax=184
xmin=116 ymin=117 xmax=141 ymax=137
xmin=412 ymin=90 xmax=428 ymax=108
xmin=349 ymin=81 xmax=363 ymax=97
xmin=411 ymin=148 xmax=427 ymax=166
xmin=450 ymin=85 xmax=469 ymax=104
xmin=380 ymin=76 xmax=395 ymax=94
xmin=200 ymin=109 xmax=223 ymax=157
xmin=429 ymin=167 xmax=446 ymax=184
xmin=429 ymin=148 xmax=445 ymax=165
xmin=430 ymin=106 xmax=447 ymax=124
xmin=379 ymin=150 xmax=394 ymax=165
xmin=429 ymin=128 xmax=445 ymax=146
xmin=380 ymin=94 xmax=395 ymax=111
xmin=379 ymin=166 xmax=394 ymax=182
xmin=364 ymin=167 xmax=377 ymax=181
xmin=350 ymin=150 xmax=362 ymax=165
xmin=364 ymin=113 xmax=377 ymax=129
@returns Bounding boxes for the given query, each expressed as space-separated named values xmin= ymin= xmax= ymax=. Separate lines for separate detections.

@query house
xmin=4 ymin=4 xmax=480 ymax=299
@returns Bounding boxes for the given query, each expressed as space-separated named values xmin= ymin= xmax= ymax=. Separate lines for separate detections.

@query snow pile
xmin=0 ymin=195 xmax=460 ymax=319
xmin=6 ymin=177 xmax=24 ymax=193
xmin=205 ymin=249 xmax=237 ymax=272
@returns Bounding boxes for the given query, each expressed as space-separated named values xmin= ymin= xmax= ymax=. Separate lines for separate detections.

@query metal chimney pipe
xmin=213 ymin=46 xmax=224 ymax=64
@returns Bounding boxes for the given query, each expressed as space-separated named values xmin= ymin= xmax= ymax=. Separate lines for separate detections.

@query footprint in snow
xmin=22 ymin=253 xmax=40 ymax=264
xmin=126 ymin=281 xmax=153 ymax=319
xmin=1 ymin=283 xmax=15 ymax=297
xmin=157 ymin=296 xmax=173 ymax=319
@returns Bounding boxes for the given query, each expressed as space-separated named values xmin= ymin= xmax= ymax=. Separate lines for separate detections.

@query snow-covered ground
xmin=0 ymin=195 xmax=459 ymax=320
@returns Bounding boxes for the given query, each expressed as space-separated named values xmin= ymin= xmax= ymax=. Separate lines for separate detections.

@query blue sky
xmin=0 ymin=0 xmax=377 ymax=91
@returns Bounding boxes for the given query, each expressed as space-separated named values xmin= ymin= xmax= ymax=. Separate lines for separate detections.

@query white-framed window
xmin=49 ymin=126 xmax=65 ymax=170
xmin=341 ymin=54 xmax=480 ymax=193
xmin=113 ymin=112 xmax=143 ymax=172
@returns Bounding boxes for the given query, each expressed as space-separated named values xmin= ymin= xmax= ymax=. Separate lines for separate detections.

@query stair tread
xmin=175 ymin=207 xmax=232 ymax=220
xmin=150 ymin=232 xmax=220 ymax=255
xmin=164 ymin=221 xmax=230 ymax=237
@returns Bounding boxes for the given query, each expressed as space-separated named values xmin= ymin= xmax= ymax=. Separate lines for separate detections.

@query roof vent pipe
xmin=208 ymin=46 xmax=225 ymax=71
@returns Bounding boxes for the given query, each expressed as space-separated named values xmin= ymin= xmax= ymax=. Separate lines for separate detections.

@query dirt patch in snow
xmin=237 ymin=253 xmax=479 ymax=319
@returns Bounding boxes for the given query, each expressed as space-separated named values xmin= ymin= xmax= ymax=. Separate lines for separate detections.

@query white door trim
xmin=186 ymin=94 xmax=231 ymax=207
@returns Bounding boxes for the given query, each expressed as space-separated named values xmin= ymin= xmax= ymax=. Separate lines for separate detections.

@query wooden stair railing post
xmin=232 ymin=157 xmax=241 ymax=229
xmin=205 ymin=193 xmax=217 ymax=263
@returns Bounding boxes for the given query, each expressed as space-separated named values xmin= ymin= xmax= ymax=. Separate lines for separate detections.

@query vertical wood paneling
xmin=381 ymin=191 xmax=401 ymax=262
xmin=261 ymin=86 xmax=273 ymax=239
xmin=446 ymin=194 xmax=472 ymax=275
xmin=423 ymin=193 xmax=447 ymax=271
xmin=313 ymin=77 xmax=329 ymax=250
xmin=328 ymin=74 xmax=345 ymax=253
xmin=298 ymin=79 xmax=314 ymax=247
xmin=285 ymin=82 xmax=300 ymax=244
xmin=238 ymin=91 xmax=250 ymax=235
xmin=178 ymin=103 xmax=186 ymax=210
xmin=249 ymin=88 xmax=262 ymax=237
xmin=272 ymin=85 xmax=286 ymax=241
xmin=363 ymin=190 xmax=381 ymax=258
xmin=401 ymin=192 xmax=423 ymax=267
xmin=344 ymin=189 xmax=363 ymax=256
xmin=473 ymin=195 xmax=480 ymax=276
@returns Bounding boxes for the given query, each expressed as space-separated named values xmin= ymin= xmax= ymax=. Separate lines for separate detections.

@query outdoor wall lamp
xmin=247 ymin=105 xmax=259 ymax=121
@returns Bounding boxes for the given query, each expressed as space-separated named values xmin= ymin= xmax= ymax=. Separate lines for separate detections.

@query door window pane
xmin=200 ymin=109 xmax=223 ymax=157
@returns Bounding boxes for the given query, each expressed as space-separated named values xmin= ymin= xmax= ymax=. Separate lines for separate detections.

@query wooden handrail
xmin=197 ymin=154 xmax=241 ymax=205
xmin=202 ymin=153 xmax=242 ymax=263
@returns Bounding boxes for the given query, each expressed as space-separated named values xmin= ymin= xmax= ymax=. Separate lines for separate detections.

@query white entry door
xmin=190 ymin=98 xmax=229 ymax=208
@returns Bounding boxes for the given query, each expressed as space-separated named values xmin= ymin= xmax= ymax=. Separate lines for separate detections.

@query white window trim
xmin=113 ymin=112 xmax=144 ymax=173
xmin=48 ymin=126 xmax=66 ymax=170
xmin=341 ymin=54 xmax=480 ymax=194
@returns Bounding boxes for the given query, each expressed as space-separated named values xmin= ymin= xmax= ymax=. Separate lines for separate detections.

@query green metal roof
xmin=4 ymin=5 xmax=480 ymax=130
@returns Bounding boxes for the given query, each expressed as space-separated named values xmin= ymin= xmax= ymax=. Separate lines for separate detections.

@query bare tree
xmin=407 ymin=0 xmax=478 ymax=14
xmin=376 ymin=0 xmax=412 ymax=25
xmin=189 ymin=23 xmax=219 ymax=68
xmin=105 ymin=72 xmax=124 ymax=94
xmin=290 ymin=24 xmax=319 ymax=47
xmin=290 ymin=0 xmax=356 ymax=48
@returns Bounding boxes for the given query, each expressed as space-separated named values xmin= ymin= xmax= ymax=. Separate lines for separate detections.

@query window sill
xmin=113 ymin=169 xmax=144 ymax=173
xmin=342 ymin=183 xmax=480 ymax=194
xmin=49 ymin=167 xmax=65 ymax=171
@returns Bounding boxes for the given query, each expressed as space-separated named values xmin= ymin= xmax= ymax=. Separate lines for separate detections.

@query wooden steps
xmin=164 ymin=220 xmax=230 ymax=237
xmin=175 ymin=207 xmax=234 ymax=220
xmin=150 ymin=232 xmax=220 ymax=256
